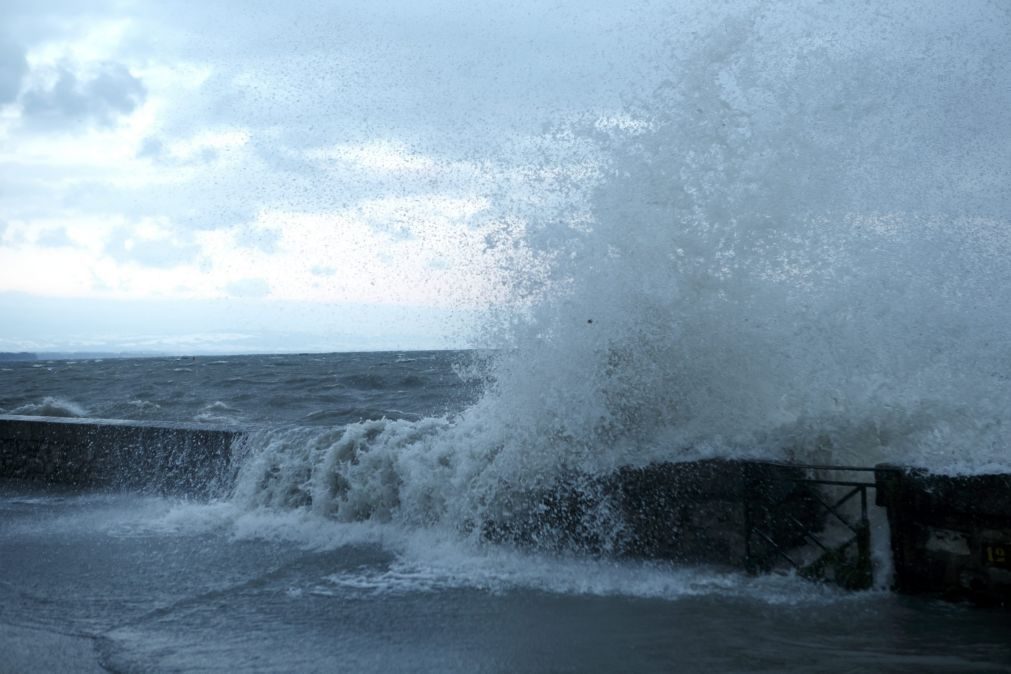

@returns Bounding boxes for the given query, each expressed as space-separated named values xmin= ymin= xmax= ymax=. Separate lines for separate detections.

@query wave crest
xmin=10 ymin=396 xmax=89 ymax=418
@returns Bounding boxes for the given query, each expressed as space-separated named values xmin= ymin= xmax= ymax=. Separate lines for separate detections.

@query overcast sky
xmin=3 ymin=1 xmax=1008 ymax=355
xmin=0 ymin=0 xmax=674 ymax=353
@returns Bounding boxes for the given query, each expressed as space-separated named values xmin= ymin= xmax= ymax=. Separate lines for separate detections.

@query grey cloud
xmin=226 ymin=277 xmax=270 ymax=298
xmin=179 ymin=207 xmax=256 ymax=231
xmin=104 ymin=227 xmax=200 ymax=268
xmin=0 ymin=220 xmax=25 ymax=246
xmin=21 ymin=61 xmax=146 ymax=128
xmin=137 ymin=136 xmax=164 ymax=159
xmin=90 ymin=272 xmax=112 ymax=293
xmin=251 ymin=139 xmax=318 ymax=176
xmin=0 ymin=0 xmax=668 ymax=230
xmin=36 ymin=227 xmax=74 ymax=248
xmin=137 ymin=135 xmax=219 ymax=166
xmin=133 ymin=1 xmax=666 ymax=154
xmin=234 ymin=225 xmax=280 ymax=253
xmin=0 ymin=1 xmax=121 ymax=45
xmin=0 ymin=39 xmax=27 ymax=104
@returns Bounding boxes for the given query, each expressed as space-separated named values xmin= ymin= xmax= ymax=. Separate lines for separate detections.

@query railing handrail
xmin=750 ymin=459 xmax=893 ymax=473
xmin=792 ymin=478 xmax=876 ymax=489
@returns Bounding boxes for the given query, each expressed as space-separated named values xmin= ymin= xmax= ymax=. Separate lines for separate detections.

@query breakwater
xmin=485 ymin=460 xmax=832 ymax=575
xmin=0 ymin=416 xmax=857 ymax=585
xmin=0 ymin=415 xmax=240 ymax=496
xmin=2 ymin=415 xmax=1009 ymax=606
xmin=876 ymin=465 xmax=1011 ymax=606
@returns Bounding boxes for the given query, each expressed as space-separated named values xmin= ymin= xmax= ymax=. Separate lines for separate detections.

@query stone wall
xmin=23 ymin=414 xmax=1007 ymax=600
xmin=876 ymin=465 xmax=1011 ymax=606
xmin=0 ymin=415 xmax=242 ymax=496
xmin=482 ymin=459 xmax=825 ymax=573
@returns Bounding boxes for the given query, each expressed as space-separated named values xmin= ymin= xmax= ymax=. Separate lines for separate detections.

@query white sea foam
xmin=65 ymin=491 xmax=857 ymax=605
xmin=194 ymin=400 xmax=242 ymax=423
xmin=316 ymin=529 xmax=859 ymax=605
xmin=127 ymin=399 xmax=162 ymax=412
xmin=10 ymin=396 xmax=89 ymax=418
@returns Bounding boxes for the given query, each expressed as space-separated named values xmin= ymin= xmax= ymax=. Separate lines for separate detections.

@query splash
xmin=478 ymin=1 xmax=1011 ymax=474
xmin=233 ymin=2 xmax=1011 ymax=538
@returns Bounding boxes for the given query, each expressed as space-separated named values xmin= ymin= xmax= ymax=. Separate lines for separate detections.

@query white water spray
xmin=233 ymin=1 xmax=1011 ymax=534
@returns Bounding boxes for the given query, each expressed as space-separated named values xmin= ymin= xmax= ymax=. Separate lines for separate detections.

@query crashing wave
xmin=231 ymin=2 xmax=1011 ymax=539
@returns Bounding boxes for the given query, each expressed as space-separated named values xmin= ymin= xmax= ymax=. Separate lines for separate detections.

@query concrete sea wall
xmin=482 ymin=459 xmax=837 ymax=578
xmin=875 ymin=465 xmax=1011 ymax=606
xmin=4 ymin=414 xmax=1010 ymax=605
xmin=0 ymin=415 xmax=241 ymax=496
xmin=0 ymin=415 xmax=832 ymax=577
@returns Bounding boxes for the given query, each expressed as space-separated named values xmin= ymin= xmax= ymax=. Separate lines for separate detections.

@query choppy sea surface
xmin=2 ymin=352 xmax=1011 ymax=672
xmin=0 ymin=351 xmax=479 ymax=428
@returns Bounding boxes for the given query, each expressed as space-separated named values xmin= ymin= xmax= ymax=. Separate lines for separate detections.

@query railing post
xmin=851 ymin=485 xmax=873 ymax=589
xmin=743 ymin=490 xmax=755 ymax=573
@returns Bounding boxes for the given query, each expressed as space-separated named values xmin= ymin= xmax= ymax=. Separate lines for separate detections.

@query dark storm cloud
xmin=21 ymin=61 xmax=146 ymax=128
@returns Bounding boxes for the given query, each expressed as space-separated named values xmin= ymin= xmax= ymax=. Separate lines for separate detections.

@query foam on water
xmin=194 ymin=400 xmax=242 ymax=423
xmin=9 ymin=396 xmax=89 ymax=418
xmin=35 ymin=489 xmax=853 ymax=606
xmin=315 ymin=529 xmax=865 ymax=605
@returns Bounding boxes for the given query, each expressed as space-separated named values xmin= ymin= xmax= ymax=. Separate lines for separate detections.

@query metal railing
xmin=744 ymin=464 xmax=882 ymax=590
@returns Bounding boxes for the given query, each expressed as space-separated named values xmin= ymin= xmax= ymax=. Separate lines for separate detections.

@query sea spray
xmin=478 ymin=1 xmax=1011 ymax=472
xmin=232 ymin=1 xmax=1011 ymax=540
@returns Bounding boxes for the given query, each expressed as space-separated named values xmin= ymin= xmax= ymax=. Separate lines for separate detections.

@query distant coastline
xmin=0 ymin=352 xmax=37 ymax=361
xmin=0 ymin=348 xmax=479 ymax=362
xmin=0 ymin=351 xmax=171 ymax=361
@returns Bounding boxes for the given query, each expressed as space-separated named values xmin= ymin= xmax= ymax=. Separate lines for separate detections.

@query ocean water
xmin=0 ymin=351 xmax=481 ymax=428
xmin=3 ymin=352 xmax=1011 ymax=672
